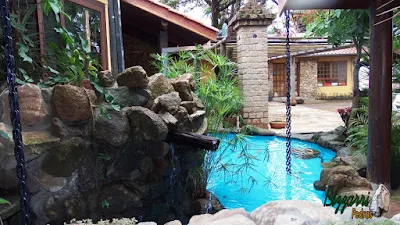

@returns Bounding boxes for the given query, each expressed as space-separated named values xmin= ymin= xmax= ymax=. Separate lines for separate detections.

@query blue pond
xmin=206 ymin=134 xmax=336 ymax=212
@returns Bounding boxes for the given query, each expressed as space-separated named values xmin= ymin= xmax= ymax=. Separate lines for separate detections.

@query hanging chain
xmin=1 ymin=0 xmax=30 ymax=224
xmin=285 ymin=10 xmax=292 ymax=175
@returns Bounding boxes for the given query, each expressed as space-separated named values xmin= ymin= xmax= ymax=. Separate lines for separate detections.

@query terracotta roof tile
xmin=302 ymin=47 xmax=358 ymax=57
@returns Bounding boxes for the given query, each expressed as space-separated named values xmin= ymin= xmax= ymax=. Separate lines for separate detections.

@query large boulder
xmin=314 ymin=165 xmax=372 ymax=194
xmin=292 ymin=148 xmax=320 ymax=159
xmin=189 ymin=208 xmax=250 ymax=225
xmin=41 ymin=137 xmax=89 ymax=177
xmin=250 ymin=200 xmax=342 ymax=225
xmin=106 ymin=87 xmax=150 ymax=107
xmin=94 ymin=110 xmax=131 ymax=147
xmin=53 ymin=84 xmax=96 ymax=122
xmin=148 ymin=73 xmax=175 ymax=99
xmin=170 ymin=74 xmax=194 ymax=101
xmin=100 ymin=184 xmax=143 ymax=215
xmin=152 ymin=92 xmax=182 ymax=114
xmin=116 ymin=66 xmax=149 ymax=88
xmin=1 ymin=83 xmax=47 ymax=126
xmin=124 ymin=106 xmax=168 ymax=141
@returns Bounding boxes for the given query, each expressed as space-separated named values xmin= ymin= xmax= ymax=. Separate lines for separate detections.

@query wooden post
xmin=158 ymin=21 xmax=168 ymax=53
xmin=367 ymin=0 xmax=393 ymax=188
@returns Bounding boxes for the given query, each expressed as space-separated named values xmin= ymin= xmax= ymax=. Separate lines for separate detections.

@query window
xmin=38 ymin=0 xmax=108 ymax=70
xmin=317 ymin=61 xmax=347 ymax=87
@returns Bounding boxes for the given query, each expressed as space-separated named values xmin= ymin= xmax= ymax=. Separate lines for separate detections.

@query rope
xmin=0 ymin=0 xmax=30 ymax=224
xmin=284 ymin=10 xmax=292 ymax=175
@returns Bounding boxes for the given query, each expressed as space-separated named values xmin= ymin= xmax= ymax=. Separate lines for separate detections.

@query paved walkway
xmin=268 ymin=100 xmax=351 ymax=134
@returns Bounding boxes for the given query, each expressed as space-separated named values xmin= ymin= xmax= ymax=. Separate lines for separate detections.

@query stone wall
xmin=0 ymin=68 xmax=221 ymax=225
xmin=299 ymin=59 xmax=318 ymax=99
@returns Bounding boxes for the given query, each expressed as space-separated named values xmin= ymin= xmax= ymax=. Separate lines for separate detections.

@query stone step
xmin=0 ymin=196 xmax=20 ymax=221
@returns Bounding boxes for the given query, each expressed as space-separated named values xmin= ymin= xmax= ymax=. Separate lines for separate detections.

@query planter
xmin=270 ymin=121 xmax=286 ymax=129
xmin=323 ymin=83 xmax=331 ymax=87
xmin=390 ymin=165 xmax=400 ymax=189
xmin=268 ymin=96 xmax=274 ymax=101
xmin=339 ymin=82 xmax=346 ymax=86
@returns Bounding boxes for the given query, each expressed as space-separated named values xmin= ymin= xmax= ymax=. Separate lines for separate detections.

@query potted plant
xmin=270 ymin=117 xmax=287 ymax=129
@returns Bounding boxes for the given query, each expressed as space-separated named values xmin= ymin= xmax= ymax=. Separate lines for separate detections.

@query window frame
xmin=317 ymin=61 xmax=347 ymax=87
xmin=37 ymin=0 xmax=109 ymax=70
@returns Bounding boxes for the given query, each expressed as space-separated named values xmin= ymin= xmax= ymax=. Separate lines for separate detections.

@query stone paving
xmin=268 ymin=100 xmax=352 ymax=134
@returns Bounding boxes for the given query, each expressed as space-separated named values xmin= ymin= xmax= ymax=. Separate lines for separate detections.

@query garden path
xmin=268 ymin=100 xmax=352 ymax=134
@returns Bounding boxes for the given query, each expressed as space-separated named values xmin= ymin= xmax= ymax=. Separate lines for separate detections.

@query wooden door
xmin=273 ymin=63 xmax=286 ymax=97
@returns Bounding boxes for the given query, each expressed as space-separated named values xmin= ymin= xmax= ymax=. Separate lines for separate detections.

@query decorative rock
xmin=0 ymin=130 xmax=60 ymax=156
xmin=159 ymin=111 xmax=178 ymax=131
xmin=101 ymin=184 xmax=143 ymax=214
xmin=192 ymin=92 xmax=205 ymax=109
xmin=1 ymin=83 xmax=47 ymax=126
xmin=94 ymin=110 xmax=130 ymax=147
xmin=140 ymin=156 xmax=154 ymax=174
xmin=209 ymin=214 xmax=256 ymax=225
xmin=180 ymin=101 xmax=197 ymax=114
xmin=292 ymin=148 xmax=320 ymax=159
xmin=189 ymin=110 xmax=206 ymax=132
xmin=164 ymin=220 xmax=182 ymax=225
xmin=117 ymin=66 xmax=149 ymax=88
xmin=53 ymin=84 xmax=95 ymax=121
xmin=152 ymin=92 xmax=182 ymax=114
xmin=124 ymin=106 xmax=168 ymax=141
xmin=98 ymin=70 xmax=115 ymax=87
xmin=170 ymin=74 xmax=194 ymax=101
xmin=148 ymin=73 xmax=175 ymax=99
xmin=138 ymin=222 xmax=157 ymax=225
xmin=173 ymin=106 xmax=189 ymax=123
xmin=392 ymin=213 xmax=400 ymax=224
xmin=41 ymin=137 xmax=88 ymax=177
xmin=314 ymin=165 xmax=372 ymax=194
xmin=51 ymin=117 xmax=69 ymax=137
xmin=106 ymin=86 xmax=150 ymax=107
xmin=250 ymin=200 xmax=342 ymax=225
xmin=51 ymin=117 xmax=89 ymax=138
xmin=143 ymin=141 xmax=170 ymax=159
xmin=32 ymin=169 xmax=67 ymax=192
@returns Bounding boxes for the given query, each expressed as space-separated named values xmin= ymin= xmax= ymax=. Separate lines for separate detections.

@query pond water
xmin=206 ymin=134 xmax=336 ymax=212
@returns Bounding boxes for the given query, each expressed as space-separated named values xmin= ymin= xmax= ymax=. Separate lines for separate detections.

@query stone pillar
xmin=229 ymin=2 xmax=274 ymax=129
xmin=299 ymin=59 xmax=318 ymax=99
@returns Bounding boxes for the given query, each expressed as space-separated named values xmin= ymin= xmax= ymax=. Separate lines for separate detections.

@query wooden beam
xmin=279 ymin=0 xmax=369 ymax=14
xmin=121 ymin=0 xmax=218 ymax=41
xmin=367 ymin=0 xmax=393 ymax=189
xmin=165 ymin=132 xmax=220 ymax=151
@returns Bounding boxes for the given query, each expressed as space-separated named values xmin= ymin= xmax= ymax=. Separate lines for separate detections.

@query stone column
xmin=229 ymin=2 xmax=274 ymax=129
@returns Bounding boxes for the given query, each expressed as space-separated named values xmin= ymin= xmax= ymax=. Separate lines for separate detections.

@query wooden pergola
xmin=279 ymin=0 xmax=399 ymax=189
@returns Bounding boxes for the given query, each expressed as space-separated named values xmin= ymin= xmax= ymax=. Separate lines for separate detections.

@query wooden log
xmin=165 ymin=132 xmax=220 ymax=151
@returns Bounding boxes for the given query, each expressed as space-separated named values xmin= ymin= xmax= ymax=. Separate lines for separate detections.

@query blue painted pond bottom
xmin=206 ymin=134 xmax=336 ymax=212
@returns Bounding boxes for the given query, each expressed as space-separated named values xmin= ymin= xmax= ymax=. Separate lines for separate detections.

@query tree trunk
xmin=211 ymin=0 xmax=220 ymax=28
xmin=352 ymin=43 xmax=362 ymax=109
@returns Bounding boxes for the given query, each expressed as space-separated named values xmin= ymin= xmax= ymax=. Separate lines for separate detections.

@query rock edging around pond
xmin=0 ymin=66 xmax=223 ymax=225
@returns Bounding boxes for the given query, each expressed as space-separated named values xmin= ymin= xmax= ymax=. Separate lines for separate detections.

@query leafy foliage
xmin=0 ymin=197 xmax=10 ymax=205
